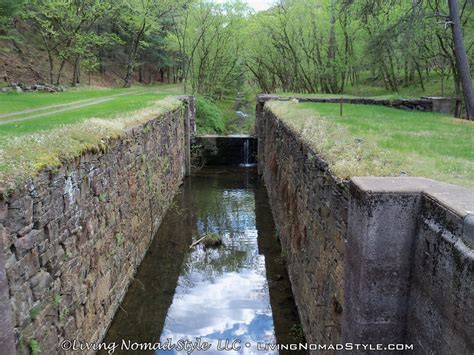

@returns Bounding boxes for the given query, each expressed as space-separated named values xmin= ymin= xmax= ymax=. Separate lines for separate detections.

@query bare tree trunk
xmin=138 ymin=62 xmax=145 ymax=83
xmin=56 ymin=58 xmax=67 ymax=85
xmin=47 ymin=52 xmax=54 ymax=85
xmin=160 ymin=68 xmax=165 ymax=82
xmin=448 ymin=0 xmax=474 ymax=119
xmin=124 ymin=57 xmax=134 ymax=88
xmin=72 ymin=56 xmax=81 ymax=86
xmin=41 ymin=33 xmax=54 ymax=84
xmin=327 ymin=0 xmax=338 ymax=93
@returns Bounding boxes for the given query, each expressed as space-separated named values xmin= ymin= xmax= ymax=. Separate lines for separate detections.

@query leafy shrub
xmin=195 ymin=96 xmax=226 ymax=134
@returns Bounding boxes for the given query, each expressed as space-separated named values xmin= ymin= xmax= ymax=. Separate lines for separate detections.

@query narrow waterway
xmin=102 ymin=167 xmax=304 ymax=354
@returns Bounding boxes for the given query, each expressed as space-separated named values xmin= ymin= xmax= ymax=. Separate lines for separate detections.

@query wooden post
xmin=340 ymin=97 xmax=343 ymax=116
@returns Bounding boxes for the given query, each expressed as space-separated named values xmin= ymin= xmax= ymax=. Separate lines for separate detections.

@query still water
xmin=103 ymin=167 xmax=303 ymax=354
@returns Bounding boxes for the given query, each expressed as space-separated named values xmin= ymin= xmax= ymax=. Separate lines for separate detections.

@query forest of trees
xmin=0 ymin=0 xmax=473 ymax=111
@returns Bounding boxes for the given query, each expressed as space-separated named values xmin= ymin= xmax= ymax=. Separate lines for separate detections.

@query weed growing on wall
xmin=29 ymin=338 xmax=40 ymax=355
xmin=30 ymin=305 xmax=42 ymax=321
xmin=52 ymin=294 xmax=61 ymax=307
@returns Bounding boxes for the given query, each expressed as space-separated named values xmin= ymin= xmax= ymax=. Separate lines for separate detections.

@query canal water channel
xmin=102 ymin=167 xmax=304 ymax=354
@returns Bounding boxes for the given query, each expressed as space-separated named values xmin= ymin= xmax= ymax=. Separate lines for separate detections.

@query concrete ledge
xmin=344 ymin=176 xmax=474 ymax=352
xmin=351 ymin=177 xmax=474 ymax=217
xmin=344 ymin=182 xmax=421 ymax=346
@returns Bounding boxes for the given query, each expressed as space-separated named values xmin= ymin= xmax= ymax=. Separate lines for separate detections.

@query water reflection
xmin=102 ymin=167 xmax=303 ymax=355
xmin=159 ymin=184 xmax=275 ymax=354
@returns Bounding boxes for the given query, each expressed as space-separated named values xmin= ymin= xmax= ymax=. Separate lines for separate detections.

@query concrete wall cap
xmin=350 ymin=176 xmax=474 ymax=218
xmin=177 ymin=95 xmax=194 ymax=100
xmin=256 ymin=94 xmax=279 ymax=103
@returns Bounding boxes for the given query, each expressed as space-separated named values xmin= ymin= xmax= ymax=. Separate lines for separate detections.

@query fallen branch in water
xmin=189 ymin=236 xmax=206 ymax=249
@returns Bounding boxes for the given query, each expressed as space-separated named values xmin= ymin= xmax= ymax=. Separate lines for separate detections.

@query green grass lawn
xmin=0 ymin=84 xmax=182 ymax=114
xmin=0 ymin=87 xmax=125 ymax=114
xmin=267 ymin=101 xmax=474 ymax=188
xmin=0 ymin=84 xmax=182 ymax=137
xmin=0 ymin=84 xmax=184 ymax=191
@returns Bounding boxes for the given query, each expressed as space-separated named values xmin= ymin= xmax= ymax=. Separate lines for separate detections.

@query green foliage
xmin=244 ymin=0 xmax=473 ymax=96
xmin=59 ymin=306 xmax=69 ymax=322
xmin=99 ymin=192 xmax=108 ymax=202
xmin=1 ymin=0 xmax=472 ymax=99
xmin=52 ymin=293 xmax=61 ymax=307
xmin=0 ymin=0 xmax=25 ymax=27
xmin=29 ymin=338 xmax=40 ymax=355
xmin=195 ymin=96 xmax=226 ymax=134
xmin=170 ymin=0 xmax=250 ymax=98
xmin=0 ymin=0 xmax=25 ymax=46
xmin=29 ymin=305 xmax=41 ymax=321
xmin=22 ymin=0 xmax=117 ymax=84
xmin=0 ymin=0 xmax=24 ymax=15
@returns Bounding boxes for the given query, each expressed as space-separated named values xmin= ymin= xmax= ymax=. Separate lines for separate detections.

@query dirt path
xmin=0 ymin=97 xmax=116 ymax=125
xmin=0 ymin=97 xmax=106 ymax=120
xmin=0 ymin=91 xmax=149 ymax=125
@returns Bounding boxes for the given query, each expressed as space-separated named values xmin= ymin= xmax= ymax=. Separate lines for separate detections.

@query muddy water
xmin=102 ymin=167 xmax=304 ymax=354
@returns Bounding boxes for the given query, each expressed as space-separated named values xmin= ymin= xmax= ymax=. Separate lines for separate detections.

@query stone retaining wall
xmin=257 ymin=94 xmax=451 ymax=113
xmin=0 ymin=101 xmax=191 ymax=354
xmin=256 ymin=101 xmax=349 ymax=345
xmin=256 ymin=96 xmax=474 ymax=354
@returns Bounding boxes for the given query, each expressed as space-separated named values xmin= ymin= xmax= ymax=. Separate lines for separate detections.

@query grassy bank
xmin=0 ymin=84 xmax=182 ymax=137
xmin=267 ymin=101 xmax=474 ymax=188
xmin=0 ymin=95 xmax=183 ymax=192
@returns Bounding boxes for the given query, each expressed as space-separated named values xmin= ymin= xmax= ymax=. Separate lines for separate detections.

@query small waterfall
xmin=241 ymin=138 xmax=255 ymax=167
xmin=243 ymin=138 xmax=250 ymax=165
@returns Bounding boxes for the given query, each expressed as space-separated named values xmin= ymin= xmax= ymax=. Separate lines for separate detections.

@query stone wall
xmin=256 ymin=96 xmax=474 ymax=354
xmin=258 ymin=94 xmax=438 ymax=112
xmin=0 ymin=102 xmax=191 ymax=354
xmin=256 ymin=101 xmax=349 ymax=345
